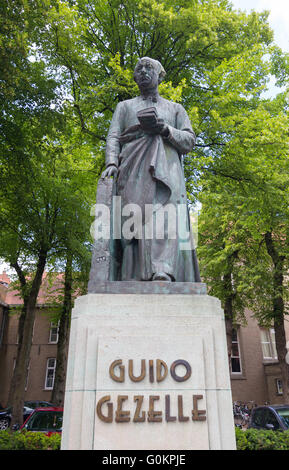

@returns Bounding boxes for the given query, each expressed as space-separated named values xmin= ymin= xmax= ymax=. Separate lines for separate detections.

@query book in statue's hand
xmin=137 ymin=107 xmax=158 ymax=127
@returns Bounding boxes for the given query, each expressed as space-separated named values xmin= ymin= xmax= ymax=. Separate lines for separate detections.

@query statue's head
xmin=133 ymin=57 xmax=166 ymax=89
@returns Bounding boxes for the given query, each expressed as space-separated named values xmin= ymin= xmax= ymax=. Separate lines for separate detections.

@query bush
xmin=2 ymin=427 xmax=289 ymax=450
xmin=0 ymin=430 xmax=61 ymax=450
xmin=236 ymin=427 xmax=289 ymax=450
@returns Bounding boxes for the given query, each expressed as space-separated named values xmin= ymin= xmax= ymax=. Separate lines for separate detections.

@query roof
xmin=0 ymin=271 xmax=65 ymax=306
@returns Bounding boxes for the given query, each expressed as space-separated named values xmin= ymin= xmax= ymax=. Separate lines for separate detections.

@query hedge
xmin=1 ymin=428 xmax=289 ymax=450
xmin=0 ymin=430 xmax=61 ymax=450
xmin=235 ymin=427 xmax=289 ymax=450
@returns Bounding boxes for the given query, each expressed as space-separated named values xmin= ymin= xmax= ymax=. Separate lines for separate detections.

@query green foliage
xmin=236 ymin=428 xmax=289 ymax=451
xmin=0 ymin=430 xmax=61 ymax=450
xmin=197 ymin=89 xmax=289 ymax=326
xmin=30 ymin=0 xmax=274 ymax=156
xmin=3 ymin=428 xmax=289 ymax=451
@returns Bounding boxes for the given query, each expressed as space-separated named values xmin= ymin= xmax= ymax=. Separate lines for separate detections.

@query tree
xmin=31 ymin=0 xmax=273 ymax=168
xmin=197 ymin=199 xmax=245 ymax=364
xmin=197 ymin=89 xmax=289 ymax=400
xmin=0 ymin=53 xmax=98 ymax=424
xmin=50 ymin=253 xmax=73 ymax=407
xmin=1 ymin=120 xmax=99 ymax=424
xmin=47 ymin=249 xmax=91 ymax=406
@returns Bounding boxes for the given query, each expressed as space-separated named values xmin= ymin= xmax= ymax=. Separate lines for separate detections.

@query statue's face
xmin=134 ymin=59 xmax=159 ymax=89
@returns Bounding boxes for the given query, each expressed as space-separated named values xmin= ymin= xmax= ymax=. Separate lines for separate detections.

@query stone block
xmin=61 ymin=291 xmax=236 ymax=450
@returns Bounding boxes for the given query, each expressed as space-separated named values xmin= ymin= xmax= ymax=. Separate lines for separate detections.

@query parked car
xmin=248 ymin=405 xmax=289 ymax=431
xmin=0 ymin=401 xmax=54 ymax=430
xmin=20 ymin=407 xmax=63 ymax=436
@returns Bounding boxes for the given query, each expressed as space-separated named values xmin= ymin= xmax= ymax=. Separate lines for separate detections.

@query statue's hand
xmin=101 ymin=164 xmax=118 ymax=179
xmin=141 ymin=118 xmax=169 ymax=136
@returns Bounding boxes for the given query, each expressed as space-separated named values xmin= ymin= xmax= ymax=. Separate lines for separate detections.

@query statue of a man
xmin=101 ymin=57 xmax=199 ymax=282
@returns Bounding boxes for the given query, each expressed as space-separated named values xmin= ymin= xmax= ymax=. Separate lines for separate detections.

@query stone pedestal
xmin=61 ymin=287 xmax=236 ymax=450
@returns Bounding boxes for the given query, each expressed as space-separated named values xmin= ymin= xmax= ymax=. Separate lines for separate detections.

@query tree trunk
xmin=51 ymin=252 xmax=73 ymax=406
xmin=223 ymin=250 xmax=238 ymax=368
xmin=8 ymin=252 xmax=47 ymax=428
xmin=265 ymin=231 xmax=289 ymax=403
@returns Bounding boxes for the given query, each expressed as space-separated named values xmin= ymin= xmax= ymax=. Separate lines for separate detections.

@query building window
xmin=276 ymin=379 xmax=283 ymax=395
xmin=260 ymin=328 xmax=278 ymax=360
xmin=45 ymin=358 xmax=56 ymax=390
xmin=231 ymin=328 xmax=242 ymax=374
xmin=49 ymin=322 xmax=59 ymax=344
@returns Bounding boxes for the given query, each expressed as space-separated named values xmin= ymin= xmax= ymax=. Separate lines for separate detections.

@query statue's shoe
xmin=152 ymin=272 xmax=172 ymax=282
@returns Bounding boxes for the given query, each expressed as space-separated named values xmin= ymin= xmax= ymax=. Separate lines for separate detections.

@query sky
xmin=231 ymin=0 xmax=289 ymax=52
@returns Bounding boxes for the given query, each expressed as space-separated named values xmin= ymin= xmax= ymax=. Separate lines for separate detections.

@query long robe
xmin=105 ymin=94 xmax=197 ymax=281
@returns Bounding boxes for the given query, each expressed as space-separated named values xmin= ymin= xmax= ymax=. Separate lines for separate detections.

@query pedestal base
xmin=61 ymin=291 xmax=236 ymax=450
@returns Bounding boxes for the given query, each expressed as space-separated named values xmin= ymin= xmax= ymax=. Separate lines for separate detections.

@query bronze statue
xmin=100 ymin=57 xmax=199 ymax=282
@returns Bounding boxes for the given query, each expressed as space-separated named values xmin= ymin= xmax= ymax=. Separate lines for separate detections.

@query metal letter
xmin=128 ymin=359 xmax=146 ymax=382
xmin=96 ymin=395 xmax=113 ymax=423
xmin=170 ymin=359 xmax=191 ymax=382
xmin=109 ymin=359 xmax=125 ymax=382
xmin=192 ymin=395 xmax=206 ymax=421
xmin=115 ymin=395 xmax=130 ymax=422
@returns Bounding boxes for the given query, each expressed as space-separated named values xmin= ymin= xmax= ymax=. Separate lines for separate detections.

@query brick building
xmin=230 ymin=311 xmax=289 ymax=406
xmin=0 ymin=271 xmax=288 ymax=408
xmin=0 ymin=272 xmax=64 ymax=407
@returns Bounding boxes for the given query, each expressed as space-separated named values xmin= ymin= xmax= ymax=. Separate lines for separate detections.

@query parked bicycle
xmin=233 ymin=401 xmax=256 ymax=429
